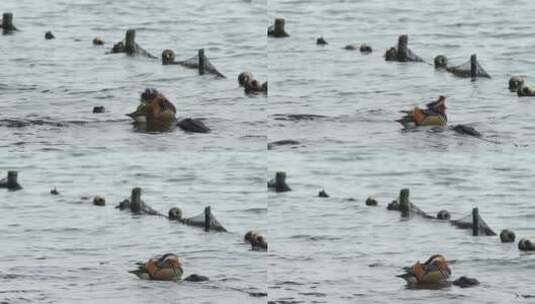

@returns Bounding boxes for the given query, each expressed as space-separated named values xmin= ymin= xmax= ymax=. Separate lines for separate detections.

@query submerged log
xmin=198 ymin=49 xmax=205 ymax=75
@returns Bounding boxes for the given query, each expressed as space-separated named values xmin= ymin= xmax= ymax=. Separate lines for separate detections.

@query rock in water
xmin=177 ymin=118 xmax=210 ymax=133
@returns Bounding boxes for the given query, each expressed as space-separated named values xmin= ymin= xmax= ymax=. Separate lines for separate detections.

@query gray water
xmin=2 ymin=0 xmax=535 ymax=303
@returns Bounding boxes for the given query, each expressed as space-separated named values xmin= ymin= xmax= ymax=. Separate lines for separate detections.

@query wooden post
xmin=125 ymin=29 xmax=136 ymax=55
xmin=399 ymin=188 xmax=410 ymax=215
xmin=274 ymin=18 xmax=285 ymax=35
xmin=198 ymin=49 xmax=205 ymax=75
xmin=472 ymin=207 xmax=479 ymax=236
xmin=7 ymin=171 xmax=22 ymax=190
xmin=470 ymin=54 xmax=477 ymax=79
xmin=2 ymin=13 xmax=16 ymax=34
xmin=397 ymin=35 xmax=409 ymax=62
xmin=131 ymin=187 xmax=142 ymax=213
xmin=204 ymin=206 xmax=211 ymax=232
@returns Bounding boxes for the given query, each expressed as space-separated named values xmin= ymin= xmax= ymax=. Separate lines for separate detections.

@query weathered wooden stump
xmin=130 ymin=187 xmax=142 ymax=213
xmin=1 ymin=171 xmax=22 ymax=190
xmin=434 ymin=55 xmax=448 ymax=69
xmin=2 ymin=13 xmax=18 ymax=35
xmin=397 ymin=35 xmax=409 ymax=62
xmin=399 ymin=188 xmax=410 ymax=215
xmin=125 ymin=29 xmax=136 ymax=56
xmin=268 ymin=18 xmax=289 ymax=38
xmin=470 ymin=54 xmax=477 ymax=79
xmin=472 ymin=207 xmax=479 ymax=236
xmin=204 ymin=206 xmax=211 ymax=232
xmin=268 ymin=171 xmax=291 ymax=192
xmin=198 ymin=49 xmax=205 ymax=75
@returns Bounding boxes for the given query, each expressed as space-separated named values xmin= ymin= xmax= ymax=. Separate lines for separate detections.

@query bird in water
xmin=127 ymin=88 xmax=177 ymax=130
xmin=129 ymin=253 xmax=183 ymax=281
xmin=397 ymin=254 xmax=451 ymax=286
xmin=396 ymin=96 xmax=447 ymax=128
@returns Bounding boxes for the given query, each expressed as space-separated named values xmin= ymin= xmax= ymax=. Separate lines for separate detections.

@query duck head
xmin=427 ymin=96 xmax=447 ymax=114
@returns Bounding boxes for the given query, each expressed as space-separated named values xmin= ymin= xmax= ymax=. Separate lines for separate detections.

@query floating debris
xmin=268 ymin=18 xmax=289 ymax=38
xmin=50 ymin=188 xmax=59 ymax=195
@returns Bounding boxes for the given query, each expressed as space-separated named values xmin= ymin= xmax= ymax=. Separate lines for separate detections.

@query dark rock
xmin=184 ymin=274 xmax=209 ymax=282
xmin=93 ymin=196 xmax=106 ymax=206
xmin=93 ymin=106 xmax=105 ymax=113
xmin=387 ymin=200 xmax=399 ymax=211
xmin=344 ymin=44 xmax=358 ymax=50
xmin=500 ymin=229 xmax=515 ymax=243
xmin=50 ymin=188 xmax=59 ymax=195
xmin=316 ymin=37 xmax=327 ymax=45
xmin=453 ymin=276 xmax=479 ymax=288
xmin=436 ymin=210 xmax=450 ymax=220
xmin=451 ymin=124 xmax=482 ymax=137
xmin=318 ymin=190 xmax=329 ymax=198
xmin=365 ymin=197 xmax=378 ymax=206
xmin=45 ymin=31 xmax=55 ymax=40
xmin=177 ymin=118 xmax=210 ymax=133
